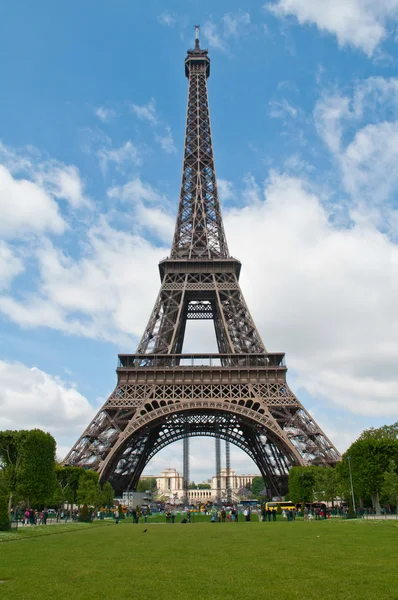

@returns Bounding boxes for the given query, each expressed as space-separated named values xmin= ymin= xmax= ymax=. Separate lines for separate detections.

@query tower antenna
xmin=195 ymin=24 xmax=200 ymax=49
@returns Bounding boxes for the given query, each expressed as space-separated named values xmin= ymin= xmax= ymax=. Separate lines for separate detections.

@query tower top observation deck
xmin=185 ymin=25 xmax=210 ymax=78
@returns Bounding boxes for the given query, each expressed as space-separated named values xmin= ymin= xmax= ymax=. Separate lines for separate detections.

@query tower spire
xmin=171 ymin=27 xmax=228 ymax=259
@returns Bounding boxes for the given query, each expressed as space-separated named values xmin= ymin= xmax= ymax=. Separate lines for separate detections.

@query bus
xmin=265 ymin=501 xmax=295 ymax=513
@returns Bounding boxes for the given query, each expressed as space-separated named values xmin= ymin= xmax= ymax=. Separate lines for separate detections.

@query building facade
xmin=151 ymin=468 xmax=259 ymax=503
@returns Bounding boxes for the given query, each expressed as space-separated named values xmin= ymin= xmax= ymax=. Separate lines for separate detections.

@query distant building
xmin=149 ymin=467 xmax=260 ymax=504
xmin=122 ymin=491 xmax=152 ymax=507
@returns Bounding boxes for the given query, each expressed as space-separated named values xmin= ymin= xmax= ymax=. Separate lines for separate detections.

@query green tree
xmin=313 ymin=466 xmax=339 ymax=505
xmin=340 ymin=438 xmax=398 ymax=512
xmin=288 ymin=466 xmax=317 ymax=504
xmin=381 ymin=460 xmax=398 ymax=506
xmin=55 ymin=465 xmax=84 ymax=505
xmin=101 ymin=481 xmax=115 ymax=507
xmin=76 ymin=470 xmax=101 ymax=507
xmin=359 ymin=423 xmax=398 ymax=441
xmin=136 ymin=477 xmax=157 ymax=492
xmin=16 ymin=430 xmax=56 ymax=506
xmin=197 ymin=483 xmax=211 ymax=490
xmin=0 ymin=430 xmax=22 ymax=513
xmin=78 ymin=503 xmax=91 ymax=523
xmin=251 ymin=476 xmax=265 ymax=497
xmin=0 ymin=494 xmax=10 ymax=531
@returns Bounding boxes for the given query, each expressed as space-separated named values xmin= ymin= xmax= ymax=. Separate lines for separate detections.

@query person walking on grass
xmin=115 ymin=507 xmax=120 ymax=525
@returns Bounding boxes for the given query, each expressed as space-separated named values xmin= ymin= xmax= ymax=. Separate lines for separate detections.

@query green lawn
xmin=1 ymin=519 xmax=397 ymax=600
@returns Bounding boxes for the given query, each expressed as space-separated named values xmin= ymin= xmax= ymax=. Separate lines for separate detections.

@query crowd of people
xmin=22 ymin=508 xmax=50 ymax=525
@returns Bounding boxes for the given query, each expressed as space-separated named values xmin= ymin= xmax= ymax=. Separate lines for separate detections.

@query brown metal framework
xmin=64 ymin=31 xmax=340 ymax=495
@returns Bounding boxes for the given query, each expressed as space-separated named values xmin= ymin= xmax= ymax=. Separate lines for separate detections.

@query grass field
xmin=1 ymin=519 xmax=398 ymax=600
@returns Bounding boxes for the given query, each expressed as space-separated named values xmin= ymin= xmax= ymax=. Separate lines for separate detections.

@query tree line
xmin=0 ymin=429 xmax=114 ymax=531
xmin=288 ymin=422 xmax=398 ymax=512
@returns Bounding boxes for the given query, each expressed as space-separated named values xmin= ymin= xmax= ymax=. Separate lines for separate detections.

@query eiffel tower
xmin=65 ymin=28 xmax=340 ymax=495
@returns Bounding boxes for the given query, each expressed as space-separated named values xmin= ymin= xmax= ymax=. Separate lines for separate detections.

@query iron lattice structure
xmin=65 ymin=32 xmax=340 ymax=495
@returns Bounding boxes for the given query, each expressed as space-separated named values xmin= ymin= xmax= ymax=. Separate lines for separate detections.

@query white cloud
xmin=342 ymin=121 xmax=398 ymax=206
xmin=202 ymin=21 xmax=227 ymax=51
xmin=222 ymin=11 xmax=251 ymax=37
xmin=202 ymin=11 xmax=252 ymax=51
xmin=131 ymin=98 xmax=158 ymax=125
xmin=314 ymin=94 xmax=351 ymax=154
xmin=108 ymin=178 xmax=175 ymax=242
xmin=0 ymin=141 xmax=90 ymax=211
xmin=314 ymin=77 xmax=398 ymax=209
xmin=224 ymin=172 xmax=398 ymax=419
xmin=267 ymin=0 xmax=398 ymax=56
xmin=0 ymin=219 xmax=169 ymax=345
xmin=155 ymin=127 xmax=177 ymax=154
xmin=0 ymin=360 xmax=95 ymax=455
xmin=108 ymin=178 xmax=164 ymax=205
xmin=217 ymin=179 xmax=235 ymax=203
xmin=157 ymin=12 xmax=177 ymax=27
xmin=0 ymin=164 xmax=65 ymax=237
xmin=269 ymin=98 xmax=298 ymax=119
xmin=130 ymin=99 xmax=175 ymax=154
xmin=95 ymin=106 xmax=117 ymax=122
xmin=97 ymin=140 xmax=142 ymax=173
xmin=0 ymin=242 xmax=24 ymax=289
xmin=37 ymin=163 xmax=91 ymax=209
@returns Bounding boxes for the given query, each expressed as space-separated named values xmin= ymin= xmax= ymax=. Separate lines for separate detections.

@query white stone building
xmin=151 ymin=467 xmax=259 ymax=503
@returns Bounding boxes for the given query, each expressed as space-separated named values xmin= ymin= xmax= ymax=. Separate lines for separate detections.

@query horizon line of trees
xmin=2 ymin=421 xmax=398 ymax=529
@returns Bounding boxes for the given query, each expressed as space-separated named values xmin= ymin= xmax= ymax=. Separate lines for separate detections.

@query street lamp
xmin=347 ymin=455 xmax=356 ymax=514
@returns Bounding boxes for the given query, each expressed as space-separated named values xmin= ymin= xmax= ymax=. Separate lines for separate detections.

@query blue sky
xmin=1 ymin=0 xmax=398 ymax=482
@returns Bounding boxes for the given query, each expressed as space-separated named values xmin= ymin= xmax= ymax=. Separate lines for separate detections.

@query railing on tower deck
xmin=117 ymin=353 xmax=286 ymax=369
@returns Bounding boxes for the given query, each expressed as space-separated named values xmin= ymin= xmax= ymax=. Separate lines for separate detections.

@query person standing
xmin=261 ymin=505 xmax=266 ymax=522
xmin=171 ymin=510 xmax=176 ymax=524
xmin=115 ymin=507 xmax=120 ymax=525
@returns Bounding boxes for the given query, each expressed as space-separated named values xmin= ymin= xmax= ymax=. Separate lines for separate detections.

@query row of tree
xmin=288 ymin=422 xmax=398 ymax=511
xmin=0 ymin=429 xmax=114 ymax=531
